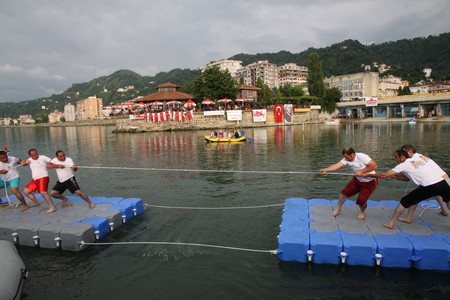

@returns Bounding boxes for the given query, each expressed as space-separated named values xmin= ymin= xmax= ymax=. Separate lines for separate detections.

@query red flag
xmin=274 ymin=104 xmax=284 ymax=123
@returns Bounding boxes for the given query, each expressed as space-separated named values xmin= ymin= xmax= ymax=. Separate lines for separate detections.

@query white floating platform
xmin=277 ymin=198 xmax=450 ymax=271
xmin=0 ymin=195 xmax=144 ymax=251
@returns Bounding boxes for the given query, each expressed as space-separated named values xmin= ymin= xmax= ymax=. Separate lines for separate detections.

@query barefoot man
xmin=48 ymin=150 xmax=95 ymax=209
xmin=22 ymin=149 xmax=57 ymax=213
xmin=319 ymin=147 xmax=378 ymax=220
xmin=0 ymin=150 xmax=39 ymax=211
xmin=363 ymin=149 xmax=450 ymax=229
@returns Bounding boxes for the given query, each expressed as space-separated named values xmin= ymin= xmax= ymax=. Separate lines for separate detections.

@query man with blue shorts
xmin=0 ymin=150 xmax=39 ymax=211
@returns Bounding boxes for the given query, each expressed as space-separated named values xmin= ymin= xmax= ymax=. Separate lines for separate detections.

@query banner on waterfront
xmin=203 ymin=111 xmax=225 ymax=116
xmin=284 ymin=104 xmax=292 ymax=124
xmin=365 ymin=97 xmax=378 ymax=107
xmin=226 ymin=110 xmax=242 ymax=121
xmin=252 ymin=109 xmax=267 ymax=122
xmin=274 ymin=104 xmax=283 ymax=123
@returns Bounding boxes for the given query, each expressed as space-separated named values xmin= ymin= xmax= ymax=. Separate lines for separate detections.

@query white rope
xmin=78 ymin=165 xmax=354 ymax=176
xmin=418 ymin=202 xmax=440 ymax=218
xmin=80 ymin=240 xmax=277 ymax=254
xmin=1 ymin=179 xmax=12 ymax=206
xmin=144 ymin=203 xmax=284 ymax=210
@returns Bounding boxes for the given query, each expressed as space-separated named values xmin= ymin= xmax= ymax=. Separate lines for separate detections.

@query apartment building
xmin=64 ymin=103 xmax=76 ymax=121
xmin=278 ymin=63 xmax=308 ymax=87
xmin=324 ymin=71 xmax=379 ymax=101
xmin=201 ymin=59 xmax=243 ymax=75
xmin=238 ymin=60 xmax=279 ymax=88
xmin=379 ymin=75 xmax=404 ymax=97
xmin=76 ymin=96 xmax=103 ymax=120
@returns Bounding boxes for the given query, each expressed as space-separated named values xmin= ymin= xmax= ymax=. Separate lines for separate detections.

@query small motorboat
xmin=0 ymin=240 xmax=28 ymax=299
xmin=324 ymin=119 xmax=341 ymax=125
xmin=408 ymin=118 xmax=417 ymax=124
xmin=205 ymin=135 xmax=247 ymax=143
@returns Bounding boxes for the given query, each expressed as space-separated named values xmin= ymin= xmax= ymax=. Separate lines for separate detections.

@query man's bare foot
xmin=332 ymin=209 xmax=340 ymax=217
xmin=88 ymin=203 xmax=96 ymax=209
xmin=357 ymin=211 xmax=365 ymax=220
xmin=46 ymin=207 xmax=57 ymax=213
xmin=62 ymin=202 xmax=74 ymax=207
xmin=29 ymin=203 xmax=40 ymax=208
xmin=383 ymin=223 xmax=394 ymax=229
xmin=439 ymin=211 xmax=449 ymax=217
xmin=20 ymin=205 xmax=30 ymax=212
xmin=399 ymin=217 xmax=412 ymax=223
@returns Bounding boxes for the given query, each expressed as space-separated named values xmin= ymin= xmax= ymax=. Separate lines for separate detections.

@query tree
xmin=192 ymin=66 xmax=238 ymax=100
xmin=33 ymin=113 xmax=49 ymax=123
xmin=321 ymin=87 xmax=342 ymax=113
xmin=255 ymin=78 xmax=272 ymax=104
xmin=307 ymin=52 xmax=326 ymax=98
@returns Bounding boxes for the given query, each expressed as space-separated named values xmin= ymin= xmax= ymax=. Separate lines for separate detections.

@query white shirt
xmin=393 ymin=154 xmax=445 ymax=186
xmin=0 ymin=156 xmax=20 ymax=181
xmin=50 ymin=157 xmax=75 ymax=182
xmin=340 ymin=152 xmax=376 ymax=183
xmin=28 ymin=155 xmax=51 ymax=180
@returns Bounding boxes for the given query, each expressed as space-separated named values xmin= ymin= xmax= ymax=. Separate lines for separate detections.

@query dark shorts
xmin=341 ymin=177 xmax=378 ymax=207
xmin=52 ymin=177 xmax=80 ymax=194
xmin=400 ymin=179 xmax=450 ymax=208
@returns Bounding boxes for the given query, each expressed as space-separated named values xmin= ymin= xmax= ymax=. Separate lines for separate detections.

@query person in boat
xmin=21 ymin=149 xmax=58 ymax=213
xmin=218 ymin=130 xmax=223 ymax=138
xmin=319 ymin=147 xmax=378 ymax=220
xmin=228 ymin=130 xmax=235 ymax=138
xmin=48 ymin=150 xmax=95 ymax=209
xmin=233 ymin=130 xmax=240 ymax=138
xmin=0 ymin=150 xmax=39 ymax=211
xmin=362 ymin=149 xmax=450 ymax=229
xmin=398 ymin=144 xmax=449 ymax=221
xmin=210 ymin=130 xmax=217 ymax=138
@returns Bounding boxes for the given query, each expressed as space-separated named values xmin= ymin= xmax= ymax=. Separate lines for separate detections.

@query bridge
xmin=336 ymin=93 xmax=450 ymax=119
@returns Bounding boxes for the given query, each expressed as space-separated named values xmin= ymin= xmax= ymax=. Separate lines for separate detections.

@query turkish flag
xmin=274 ymin=104 xmax=283 ymax=123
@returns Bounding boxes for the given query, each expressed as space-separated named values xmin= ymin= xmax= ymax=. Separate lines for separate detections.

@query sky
xmin=1 ymin=0 xmax=449 ymax=103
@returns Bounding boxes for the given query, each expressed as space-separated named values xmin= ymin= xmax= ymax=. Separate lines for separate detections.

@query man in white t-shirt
xmin=0 ymin=150 xmax=40 ymax=211
xmin=319 ymin=147 xmax=378 ymax=220
xmin=22 ymin=149 xmax=57 ymax=213
xmin=364 ymin=149 xmax=450 ymax=229
xmin=48 ymin=150 xmax=95 ymax=209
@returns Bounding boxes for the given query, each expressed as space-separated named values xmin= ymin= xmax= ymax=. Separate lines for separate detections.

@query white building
xmin=64 ymin=103 xmax=76 ymax=121
xmin=379 ymin=75 xmax=404 ymax=97
xmin=238 ymin=60 xmax=279 ymax=88
xmin=200 ymin=59 xmax=242 ymax=76
xmin=324 ymin=71 xmax=379 ymax=101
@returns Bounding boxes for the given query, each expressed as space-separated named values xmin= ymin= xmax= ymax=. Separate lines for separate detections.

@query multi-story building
xmin=324 ymin=71 xmax=379 ymax=101
xmin=48 ymin=110 xmax=64 ymax=123
xmin=379 ymin=75 xmax=404 ymax=97
xmin=278 ymin=63 xmax=308 ymax=87
xmin=64 ymin=103 xmax=76 ymax=121
xmin=76 ymin=96 xmax=103 ymax=120
xmin=238 ymin=60 xmax=279 ymax=88
xmin=201 ymin=59 xmax=242 ymax=76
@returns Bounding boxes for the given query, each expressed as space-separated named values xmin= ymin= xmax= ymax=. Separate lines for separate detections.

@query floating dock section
xmin=0 ymin=195 xmax=144 ymax=251
xmin=277 ymin=198 xmax=450 ymax=271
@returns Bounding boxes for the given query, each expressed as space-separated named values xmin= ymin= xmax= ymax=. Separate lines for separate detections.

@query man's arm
xmin=355 ymin=160 xmax=378 ymax=176
xmin=319 ymin=162 xmax=345 ymax=174
xmin=363 ymin=169 xmax=399 ymax=180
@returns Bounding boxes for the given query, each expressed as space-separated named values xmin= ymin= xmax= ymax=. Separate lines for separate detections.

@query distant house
xmin=48 ymin=110 xmax=64 ymax=123
xmin=137 ymin=83 xmax=194 ymax=103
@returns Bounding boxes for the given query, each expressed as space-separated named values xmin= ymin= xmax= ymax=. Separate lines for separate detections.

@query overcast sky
xmin=1 ymin=0 xmax=449 ymax=102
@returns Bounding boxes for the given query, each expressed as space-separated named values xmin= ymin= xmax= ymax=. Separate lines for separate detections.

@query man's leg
xmin=384 ymin=203 xmax=406 ymax=229
xmin=10 ymin=187 xmax=32 ymax=211
xmin=333 ymin=193 xmax=347 ymax=217
xmin=74 ymin=190 xmax=95 ymax=209
xmin=23 ymin=187 xmax=41 ymax=206
xmin=39 ymin=191 xmax=56 ymax=213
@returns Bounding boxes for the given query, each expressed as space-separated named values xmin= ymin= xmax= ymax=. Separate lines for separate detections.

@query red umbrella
xmin=235 ymin=98 xmax=249 ymax=102
xmin=151 ymin=101 xmax=164 ymax=106
xmin=201 ymin=99 xmax=215 ymax=105
xmin=185 ymin=99 xmax=197 ymax=107
xmin=167 ymin=100 xmax=182 ymax=104
xmin=217 ymin=98 xmax=233 ymax=103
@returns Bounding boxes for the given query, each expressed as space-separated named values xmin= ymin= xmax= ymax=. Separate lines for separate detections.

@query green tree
xmin=255 ymin=78 xmax=272 ymax=104
xmin=192 ymin=66 xmax=238 ymax=100
xmin=33 ymin=113 xmax=49 ymax=123
xmin=307 ymin=52 xmax=326 ymax=98
xmin=321 ymin=87 xmax=342 ymax=113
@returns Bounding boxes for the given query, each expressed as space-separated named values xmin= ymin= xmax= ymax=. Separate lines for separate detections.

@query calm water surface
xmin=1 ymin=123 xmax=449 ymax=299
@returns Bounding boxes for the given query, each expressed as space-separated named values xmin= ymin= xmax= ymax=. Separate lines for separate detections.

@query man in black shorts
xmin=49 ymin=150 xmax=95 ymax=209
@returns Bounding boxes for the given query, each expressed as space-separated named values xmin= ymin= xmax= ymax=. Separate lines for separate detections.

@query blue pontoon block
xmin=108 ymin=203 xmax=134 ymax=223
xmin=277 ymin=229 xmax=310 ymax=262
xmin=373 ymin=234 xmax=414 ymax=268
xmin=310 ymin=231 xmax=342 ymax=264
xmin=121 ymin=198 xmax=144 ymax=216
xmin=80 ymin=216 xmax=110 ymax=239
xmin=407 ymin=235 xmax=450 ymax=271
xmin=341 ymin=233 xmax=377 ymax=266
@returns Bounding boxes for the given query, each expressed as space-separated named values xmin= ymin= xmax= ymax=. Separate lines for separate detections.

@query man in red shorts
xmin=319 ymin=147 xmax=378 ymax=220
xmin=22 ymin=148 xmax=57 ymax=213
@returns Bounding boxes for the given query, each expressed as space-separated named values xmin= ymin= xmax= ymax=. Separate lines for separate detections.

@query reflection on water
xmin=1 ymin=123 xmax=449 ymax=299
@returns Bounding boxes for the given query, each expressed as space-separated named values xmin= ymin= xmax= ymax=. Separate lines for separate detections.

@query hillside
xmin=1 ymin=32 xmax=449 ymax=118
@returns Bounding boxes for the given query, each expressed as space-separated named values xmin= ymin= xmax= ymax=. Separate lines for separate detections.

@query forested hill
xmin=230 ymin=32 xmax=450 ymax=83
xmin=1 ymin=32 xmax=449 ymax=118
